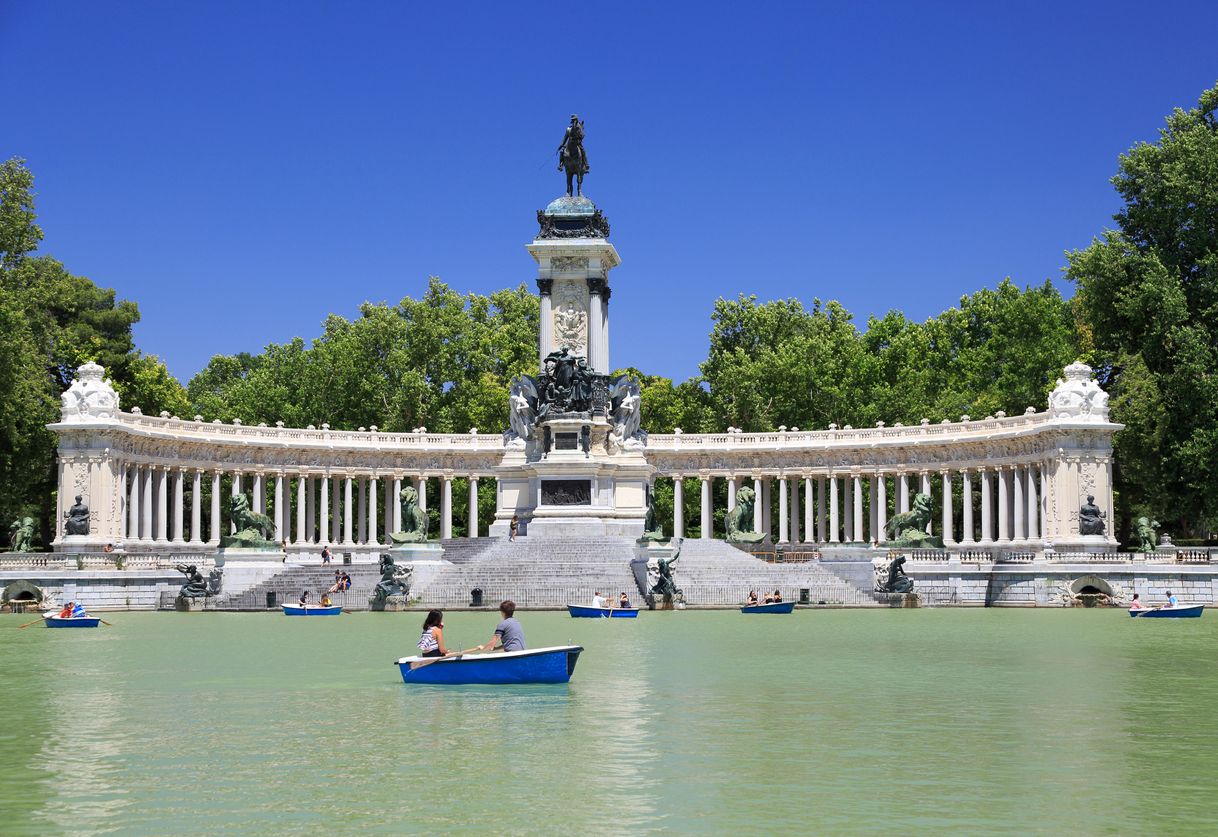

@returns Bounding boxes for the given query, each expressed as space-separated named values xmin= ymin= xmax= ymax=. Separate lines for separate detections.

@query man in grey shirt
xmin=478 ymin=600 xmax=526 ymax=652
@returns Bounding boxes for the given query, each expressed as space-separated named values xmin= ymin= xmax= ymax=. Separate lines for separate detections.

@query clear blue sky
xmin=3 ymin=1 xmax=1216 ymax=385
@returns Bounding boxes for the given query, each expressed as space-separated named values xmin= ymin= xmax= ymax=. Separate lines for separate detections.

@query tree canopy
xmin=1068 ymin=81 xmax=1218 ymax=538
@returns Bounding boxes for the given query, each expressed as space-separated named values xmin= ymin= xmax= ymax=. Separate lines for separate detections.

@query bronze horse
xmin=557 ymin=116 xmax=588 ymax=196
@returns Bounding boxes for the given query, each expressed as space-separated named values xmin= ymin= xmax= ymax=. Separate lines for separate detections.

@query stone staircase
xmin=673 ymin=540 xmax=874 ymax=606
xmin=436 ymin=538 xmax=497 ymax=565
xmin=205 ymin=565 xmax=383 ymax=611
xmin=417 ymin=536 xmax=639 ymax=608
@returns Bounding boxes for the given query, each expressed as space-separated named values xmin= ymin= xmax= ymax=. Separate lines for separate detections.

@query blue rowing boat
xmin=741 ymin=601 xmax=796 ymax=614
xmin=566 ymin=604 xmax=639 ymax=618
xmin=1129 ymin=604 xmax=1205 ymax=618
xmin=396 ymin=645 xmax=584 ymax=685
xmin=43 ymin=615 xmax=101 ymax=628
xmin=281 ymin=604 xmax=343 ymax=616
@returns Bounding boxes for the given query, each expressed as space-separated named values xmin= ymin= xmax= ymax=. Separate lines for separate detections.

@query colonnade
xmin=664 ymin=463 xmax=1047 ymax=545
xmin=116 ymin=464 xmax=485 ymax=547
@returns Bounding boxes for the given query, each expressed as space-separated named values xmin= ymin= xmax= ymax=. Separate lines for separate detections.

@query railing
xmin=1047 ymin=551 xmax=1127 ymax=563
xmin=0 ymin=553 xmax=61 ymax=569
xmin=1176 ymin=550 xmax=1213 ymax=564
xmin=957 ymin=550 xmax=993 ymax=564
xmin=0 ymin=553 xmax=211 ymax=572
xmin=750 ymin=550 xmax=821 ymax=564
xmin=999 ymin=552 xmax=1036 ymax=563
xmin=907 ymin=550 xmax=949 ymax=562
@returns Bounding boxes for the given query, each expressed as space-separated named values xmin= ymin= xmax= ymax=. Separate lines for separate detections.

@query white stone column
xmin=129 ymin=465 xmax=141 ymax=541
xmin=538 ymin=283 xmax=553 ymax=367
xmin=1013 ymin=465 xmax=1025 ymax=542
xmin=961 ymin=470 xmax=974 ymax=544
xmin=588 ymin=286 xmax=604 ymax=372
xmin=920 ymin=472 xmax=933 ymax=534
xmin=817 ymin=476 xmax=827 ymax=542
xmin=368 ymin=476 xmax=379 ymax=545
xmin=980 ymin=468 xmax=993 ymax=543
xmin=391 ymin=477 xmax=402 ymax=533
xmin=252 ymin=472 xmax=264 ymax=514
xmin=156 ymin=467 xmax=169 ymax=543
xmin=209 ymin=471 xmax=221 ymax=545
xmin=468 ymin=477 xmax=479 ymax=538
xmin=941 ymin=470 xmax=954 ymax=544
xmin=898 ymin=473 xmax=910 ymax=513
xmin=116 ymin=464 xmax=128 ymax=541
xmin=343 ymin=476 xmax=354 ymax=545
xmin=190 ymin=469 xmax=202 ymax=544
xmin=877 ymin=474 xmax=888 ymax=541
xmin=726 ymin=477 xmax=737 ymax=512
xmin=330 ymin=477 xmax=341 ymax=544
xmin=384 ymin=478 xmax=392 ymax=542
xmin=778 ymin=477 xmax=789 ymax=543
xmin=843 ymin=476 xmax=854 ymax=542
xmin=868 ymin=476 xmax=878 ymax=544
xmin=852 ymin=474 xmax=864 ymax=543
xmin=829 ymin=475 xmax=840 ymax=543
xmin=997 ymin=467 xmax=1010 ymax=543
xmin=753 ymin=477 xmax=763 ymax=532
xmin=761 ymin=478 xmax=772 ymax=538
xmin=273 ymin=473 xmax=285 ymax=543
xmin=789 ymin=477 xmax=800 ymax=543
xmin=416 ymin=477 xmax=428 ymax=513
xmin=357 ymin=478 xmax=367 ymax=544
xmin=143 ymin=466 xmax=155 ymax=541
xmin=306 ymin=477 xmax=316 ymax=544
xmin=1026 ymin=466 xmax=1039 ymax=541
xmin=295 ymin=476 xmax=307 ymax=544
xmin=319 ymin=476 xmax=330 ymax=546
xmin=440 ymin=476 xmax=452 ymax=540
xmin=673 ymin=477 xmax=685 ymax=539
xmin=700 ymin=476 xmax=712 ymax=539
xmin=804 ymin=477 xmax=814 ymax=543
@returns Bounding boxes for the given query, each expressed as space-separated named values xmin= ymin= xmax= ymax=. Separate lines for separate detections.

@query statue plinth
xmin=174 ymin=596 xmax=205 ymax=612
xmin=370 ymin=594 xmax=411 ymax=612
xmin=54 ymin=535 xmax=117 ymax=554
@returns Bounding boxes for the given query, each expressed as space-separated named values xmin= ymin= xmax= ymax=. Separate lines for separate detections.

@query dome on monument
xmin=544 ymin=195 xmax=597 ymax=217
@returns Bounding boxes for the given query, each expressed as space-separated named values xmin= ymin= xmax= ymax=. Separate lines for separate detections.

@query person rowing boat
xmin=476 ymin=600 xmax=525 ymax=652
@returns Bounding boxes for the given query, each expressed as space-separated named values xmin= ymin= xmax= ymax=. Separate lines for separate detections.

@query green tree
xmin=1067 ymin=82 xmax=1218 ymax=537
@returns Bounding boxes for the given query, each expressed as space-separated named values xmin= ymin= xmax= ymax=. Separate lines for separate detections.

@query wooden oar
xmin=409 ymin=645 xmax=482 ymax=670
xmin=98 ymin=618 xmax=113 ymax=626
xmin=17 ymin=616 xmax=45 ymax=629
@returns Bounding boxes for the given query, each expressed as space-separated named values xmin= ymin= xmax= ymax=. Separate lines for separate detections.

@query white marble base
xmin=53 ymin=535 xmax=121 ymax=554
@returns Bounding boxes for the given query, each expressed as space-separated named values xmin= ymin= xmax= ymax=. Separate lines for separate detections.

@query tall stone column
xmin=868 ymin=476 xmax=878 ymax=544
xmin=852 ymin=474 xmax=864 ymax=543
xmin=996 ymin=467 xmax=1009 ymax=543
xmin=296 ymin=476 xmax=307 ymax=544
xmin=778 ymin=477 xmax=789 ymax=543
xmin=252 ymin=472 xmax=264 ymax=514
xmin=306 ymin=477 xmax=316 ymax=544
xmin=980 ymin=469 xmax=993 ymax=543
xmin=209 ymin=471 xmax=221 ymax=545
xmin=356 ymin=478 xmax=367 ymax=544
xmin=1013 ymin=465 xmax=1025 ymax=542
xmin=898 ymin=473 xmax=909 ymax=513
xmin=961 ymin=470 xmax=974 ymax=544
xmin=537 ymin=278 xmax=553 ymax=368
xmin=843 ymin=476 xmax=853 ymax=542
xmin=440 ymin=476 xmax=452 ymax=540
xmin=172 ymin=469 xmax=185 ymax=543
xmin=368 ymin=476 xmax=379 ymax=546
xmin=828 ymin=475 xmax=840 ymax=543
xmin=673 ymin=477 xmax=684 ymax=539
xmin=587 ymin=283 xmax=604 ymax=372
xmin=129 ymin=465 xmax=141 ymax=541
xmin=273 ymin=473 xmax=285 ymax=543
xmin=117 ymin=464 xmax=128 ymax=541
xmin=602 ymin=288 xmax=611 ymax=373
xmin=319 ymin=476 xmax=330 ymax=546
xmin=230 ymin=471 xmax=242 ymax=534
xmin=391 ymin=477 xmax=402 ymax=533
xmin=726 ymin=476 xmax=737 ymax=512
xmin=876 ymin=474 xmax=888 ymax=541
xmin=156 ymin=467 xmax=169 ymax=543
xmin=1026 ymin=466 xmax=1039 ymax=541
xmin=760 ymin=479 xmax=772 ymax=538
xmin=383 ymin=478 xmax=392 ymax=542
xmin=700 ymin=476 xmax=712 ymax=539
xmin=143 ymin=466 xmax=154 ymax=541
xmin=789 ymin=477 xmax=800 ymax=543
xmin=468 ymin=477 xmax=479 ymax=538
xmin=817 ymin=476 xmax=827 ymax=542
xmin=941 ymin=470 xmax=954 ymax=544
xmin=190 ymin=469 xmax=202 ymax=544
xmin=415 ymin=477 xmax=428 ymax=513
xmin=752 ymin=477 xmax=763 ymax=532
xmin=803 ymin=477 xmax=814 ymax=543
xmin=330 ymin=477 xmax=341 ymax=544
xmin=343 ymin=476 xmax=354 ymax=545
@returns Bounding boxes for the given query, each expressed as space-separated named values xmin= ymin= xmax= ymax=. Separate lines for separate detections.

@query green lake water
xmin=2 ymin=609 xmax=1216 ymax=835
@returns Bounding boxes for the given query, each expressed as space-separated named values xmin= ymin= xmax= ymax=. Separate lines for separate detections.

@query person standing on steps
xmin=321 ymin=544 xmax=331 ymax=565
xmin=509 ymin=515 xmax=519 ymax=542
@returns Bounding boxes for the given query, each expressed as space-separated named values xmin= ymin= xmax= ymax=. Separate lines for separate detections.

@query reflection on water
xmin=1 ymin=609 xmax=1217 ymax=835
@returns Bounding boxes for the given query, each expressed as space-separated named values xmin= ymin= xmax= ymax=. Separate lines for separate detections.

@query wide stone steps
xmin=207 ymin=566 xmax=383 ymax=610
xmin=673 ymin=540 xmax=874 ymax=606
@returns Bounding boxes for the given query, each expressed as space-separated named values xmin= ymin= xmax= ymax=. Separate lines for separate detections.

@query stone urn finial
xmin=1048 ymin=361 xmax=1110 ymax=422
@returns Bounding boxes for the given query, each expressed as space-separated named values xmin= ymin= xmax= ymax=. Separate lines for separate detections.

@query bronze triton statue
xmin=557 ymin=114 xmax=589 ymax=196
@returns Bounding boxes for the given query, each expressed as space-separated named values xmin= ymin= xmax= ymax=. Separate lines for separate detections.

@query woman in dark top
xmin=772 ymin=589 xmax=783 ymax=603
xmin=746 ymin=590 xmax=758 ymax=606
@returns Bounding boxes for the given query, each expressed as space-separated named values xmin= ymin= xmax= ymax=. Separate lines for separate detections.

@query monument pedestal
xmin=175 ymin=596 xmax=205 ymax=612
xmin=54 ymin=535 xmax=120 ymax=554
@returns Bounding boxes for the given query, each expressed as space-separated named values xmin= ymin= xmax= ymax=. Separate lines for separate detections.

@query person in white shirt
xmin=592 ymin=591 xmax=607 ymax=609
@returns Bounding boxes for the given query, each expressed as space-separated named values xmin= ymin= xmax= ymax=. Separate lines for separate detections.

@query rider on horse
xmin=558 ymin=114 xmax=589 ymax=172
